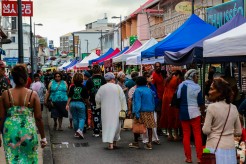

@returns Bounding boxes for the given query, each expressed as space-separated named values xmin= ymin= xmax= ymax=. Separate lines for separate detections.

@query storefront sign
xmin=4 ymin=57 xmax=29 ymax=66
xmin=2 ymin=1 xmax=33 ymax=17
xmin=175 ymin=1 xmax=198 ymax=14
xmin=206 ymin=0 xmax=244 ymax=28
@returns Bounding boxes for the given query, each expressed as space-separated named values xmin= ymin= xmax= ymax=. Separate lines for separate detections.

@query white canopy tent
xmin=203 ymin=22 xmax=246 ymax=58
xmin=126 ymin=38 xmax=159 ymax=65
xmin=76 ymin=52 xmax=98 ymax=67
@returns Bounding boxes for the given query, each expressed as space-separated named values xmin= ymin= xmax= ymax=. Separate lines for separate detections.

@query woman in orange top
xmin=160 ymin=70 xmax=183 ymax=141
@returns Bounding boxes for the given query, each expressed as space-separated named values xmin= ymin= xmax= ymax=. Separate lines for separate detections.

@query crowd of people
xmin=0 ymin=60 xmax=245 ymax=164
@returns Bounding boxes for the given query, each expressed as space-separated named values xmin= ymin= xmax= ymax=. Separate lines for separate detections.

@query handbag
xmin=46 ymin=81 xmax=61 ymax=111
xmin=46 ymin=100 xmax=53 ymax=111
xmin=117 ymin=86 xmax=126 ymax=120
xmin=119 ymin=109 xmax=126 ymax=120
xmin=170 ymin=90 xmax=180 ymax=108
xmin=123 ymin=119 xmax=133 ymax=129
xmin=132 ymin=120 xmax=146 ymax=134
xmin=201 ymin=104 xmax=231 ymax=164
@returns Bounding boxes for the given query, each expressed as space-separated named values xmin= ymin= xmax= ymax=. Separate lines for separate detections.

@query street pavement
xmin=47 ymin=110 xmax=200 ymax=164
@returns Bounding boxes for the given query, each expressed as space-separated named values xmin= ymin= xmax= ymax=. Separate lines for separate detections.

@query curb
xmin=42 ymin=108 xmax=54 ymax=164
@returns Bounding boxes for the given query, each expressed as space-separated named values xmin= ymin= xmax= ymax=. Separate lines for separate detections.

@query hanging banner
xmin=2 ymin=1 xmax=33 ymax=17
xmin=206 ymin=0 xmax=244 ymax=28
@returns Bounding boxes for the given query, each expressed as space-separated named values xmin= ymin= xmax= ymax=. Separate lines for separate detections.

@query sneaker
xmin=144 ymin=143 xmax=152 ymax=150
xmin=128 ymin=142 xmax=140 ymax=149
xmin=76 ymin=130 xmax=84 ymax=139
xmin=93 ymin=134 xmax=100 ymax=137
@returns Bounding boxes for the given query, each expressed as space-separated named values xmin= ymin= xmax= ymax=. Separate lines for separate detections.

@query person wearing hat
xmin=176 ymin=69 xmax=205 ymax=163
xmin=0 ymin=60 xmax=11 ymax=97
xmin=95 ymin=72 xmax=127 ymax=149
xmin=83 ymin=71 xmax=91 ymax=86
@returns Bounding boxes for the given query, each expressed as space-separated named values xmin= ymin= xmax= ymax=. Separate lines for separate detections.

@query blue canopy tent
xmin=141 ymin=14 xmax=216 ymax=59
xmin=164 ymin=14 xmax=246 ymax=65
xmin=89 ymin=48 xmax=114 ymax=65
xmin=63 ymin=59 xmax=77 ymax=70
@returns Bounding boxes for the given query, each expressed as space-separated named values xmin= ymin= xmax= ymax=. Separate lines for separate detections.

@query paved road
xmin=47 ymin=111 xmax=200 ymax=164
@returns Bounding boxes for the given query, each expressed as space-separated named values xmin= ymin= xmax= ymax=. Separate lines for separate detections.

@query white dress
xmin=95 ymin=83 xmax=127 ymax=143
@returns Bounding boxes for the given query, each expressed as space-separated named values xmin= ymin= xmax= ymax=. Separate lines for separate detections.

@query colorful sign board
xmin=206 ymin=0 xmax=244 ymax=28
xmin=130 ymin=36 xmax=138 ymax=46
xmin=2 ymin=1 xmax=33 ymax=17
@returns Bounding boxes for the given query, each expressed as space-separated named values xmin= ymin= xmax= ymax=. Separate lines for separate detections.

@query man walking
xmin=86 ymin=65 xmax=106 ymax=137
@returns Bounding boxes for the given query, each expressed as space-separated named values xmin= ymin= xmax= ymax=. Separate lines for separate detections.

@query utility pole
xmin=192 ymin=0 xmax=195 ymax=14
xmin=85 ymin=39 xmax=89 ymax=54
xmin=18 ymin=0 xmax=24 ymax=63
xmin=72 ymin=33 xmax=75 ymax=58
xmin=30 ymin=17 xmax=34 ymax=79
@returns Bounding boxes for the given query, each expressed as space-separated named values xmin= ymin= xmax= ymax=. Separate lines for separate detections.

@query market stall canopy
xmin=141 ymin=14 xmax=217 ymax=59
xmin=126 ymin=38 xmax=158 ymax=65
xmin=203 ymin=22 xmax=246 ymax=62
xmin=113 ymin=40 xmax=142 ymax=63
xmin=104 ymin=47 xmax=129 ymax=68
xmin=59 ymin=61 xmax=71 ymax=70
xmin=63 ymin=59 xmax=78 ymax=70
xmin=89 ymin=48 xmax=114 ymax=65
xmin=76 ymin=52 xmax=99 ymax=67
xmin=95 ymin=48 xmax=120 ymax=65
xmin=165 ymin=14 xmax=246 ymax=65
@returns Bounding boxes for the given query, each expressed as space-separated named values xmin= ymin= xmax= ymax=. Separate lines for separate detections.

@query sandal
xmin=173 ymin=136 xmax=181 ymax=142
xmin=57 ymin=127 xmax=63 ymax=131
xmin=53 ymin=123 xmax=57 ymax=131
xmin=153 ymin=140 xmax=161 ymax=145
xmin=128 ymin=142 xmax=140 ymax=149
xmin=167 ymin=135 xmax=174 ymax=141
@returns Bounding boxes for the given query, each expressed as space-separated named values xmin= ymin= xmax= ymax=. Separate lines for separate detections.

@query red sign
xmin=2 ymin=1 xmax=33 ymax=17
xmin=96 ymin=49 xmax=101 ymax=55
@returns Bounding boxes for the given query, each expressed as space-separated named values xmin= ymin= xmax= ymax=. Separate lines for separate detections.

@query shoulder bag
xmin=117 ymin=85 xmax=126 ymax=120
xmin=46 ymin=82 xmax=61 ymax=111
xmin=201 ymin=104 xmax=231 ymax=164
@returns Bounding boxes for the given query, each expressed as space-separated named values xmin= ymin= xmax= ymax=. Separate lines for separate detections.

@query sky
xmin=22 ymin=0 xmax=147 ymax=47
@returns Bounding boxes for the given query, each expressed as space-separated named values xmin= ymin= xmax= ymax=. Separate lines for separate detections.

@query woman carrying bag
xmin=202 ymin=77 xmax=241 ymax=164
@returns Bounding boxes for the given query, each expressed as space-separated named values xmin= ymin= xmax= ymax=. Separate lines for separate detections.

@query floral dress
xmin=3 ymin=90 xmax=39 ymax=164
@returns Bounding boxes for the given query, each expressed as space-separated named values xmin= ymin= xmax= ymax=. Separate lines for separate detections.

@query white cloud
xmin=24 ymin=0 xmax=146 ymax=47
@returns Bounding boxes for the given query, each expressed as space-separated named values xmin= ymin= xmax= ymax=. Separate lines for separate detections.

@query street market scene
xmin=1 ymin=0 xmax=246 ymax=163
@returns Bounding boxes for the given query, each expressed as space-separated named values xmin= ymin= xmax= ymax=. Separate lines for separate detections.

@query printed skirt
xmin=140 ymin=112 xmax=156 ymax=128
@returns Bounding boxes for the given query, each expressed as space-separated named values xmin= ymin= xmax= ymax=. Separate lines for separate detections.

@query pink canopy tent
xmin=123 ymin=40 xmax=142 ymax=54
xmin=94 ymin=48 xmax=121 ymax=65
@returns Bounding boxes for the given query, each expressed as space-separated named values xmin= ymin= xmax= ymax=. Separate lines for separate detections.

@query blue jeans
xmin=70 ymin=101 xmax=86 ymax=132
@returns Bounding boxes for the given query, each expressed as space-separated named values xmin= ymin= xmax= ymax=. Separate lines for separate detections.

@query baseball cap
xmin=0 ymin=60 xmax=6 ymax=68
